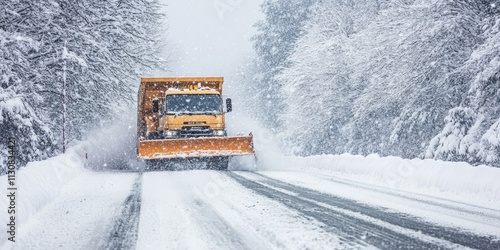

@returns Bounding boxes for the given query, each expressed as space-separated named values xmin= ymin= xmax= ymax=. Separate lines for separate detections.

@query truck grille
xmin=183 ymin=121 xmax=206 ymax=125
xmin=180 ymin=126 xmax=212 ymax=137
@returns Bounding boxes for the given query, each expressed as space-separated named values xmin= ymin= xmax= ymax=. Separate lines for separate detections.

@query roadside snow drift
xmin=0 ymin=144 xmax=87 ymax=246
xmin=257 ymin=151 xmax=500 ymax=206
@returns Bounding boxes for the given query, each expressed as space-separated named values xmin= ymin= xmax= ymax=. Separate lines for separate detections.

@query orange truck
xmin=137 ymin=77 xmax=254 ymax=170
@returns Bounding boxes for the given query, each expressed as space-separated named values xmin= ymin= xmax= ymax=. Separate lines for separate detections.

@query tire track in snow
xmin=101 ymin=173 xmax=142 ymax=250
xmin=227 ymin=172 xmax=435 ymax=248
xmin=178 ymin=196 xmax=251 ymax=250
xmin=172 ymin=172 xmax=253 ymax=249
xmin=311 ymin=172 xmax=500 ymax=220
xmin=227 ymin=172 xmax=483 ymax=249
xmin=250 ymin=172 xmax=500 ymax=249
xmin=137 ymin=171 xmax=255 ymax=250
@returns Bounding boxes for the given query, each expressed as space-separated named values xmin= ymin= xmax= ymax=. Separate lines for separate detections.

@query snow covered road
xmin=6 ymin=170 xmax=500 ymax=249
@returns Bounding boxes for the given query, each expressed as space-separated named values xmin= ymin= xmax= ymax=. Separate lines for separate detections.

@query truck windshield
xmin=166 ymin=94 xmax=222 ymax=115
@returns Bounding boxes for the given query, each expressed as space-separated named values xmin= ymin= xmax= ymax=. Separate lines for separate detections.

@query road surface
xmin=7 ymin=169 xmax=500 ymax=249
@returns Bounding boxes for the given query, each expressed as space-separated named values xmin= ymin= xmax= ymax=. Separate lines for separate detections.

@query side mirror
xmin=152 ymin=98 xmax=159 ymax=113
xmin=226 ymin=98 xmax=232 ymax=113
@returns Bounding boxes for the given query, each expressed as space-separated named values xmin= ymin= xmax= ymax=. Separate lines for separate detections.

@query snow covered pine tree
xmin=0 ymin=0 xmax=166 ymax=174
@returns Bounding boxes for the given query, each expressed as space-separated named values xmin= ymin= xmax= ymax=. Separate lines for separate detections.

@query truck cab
xmin=148 ymin=87 xmax=231 ymax=140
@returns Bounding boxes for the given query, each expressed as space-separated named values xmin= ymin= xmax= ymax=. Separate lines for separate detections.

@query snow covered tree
xmin=464 ymin=6 xmax=500 ymax=167
xmin=427 ymin=5 xmax=500 ymax=166
xmin=0 ymin=28 xmax=55 ymax=174
xmin=254 ymin=0 xmax=500 ymax=166
xmin=277 ymin=0 xmax=383 ymax=155
xmin=52 ymin=0 xmax=167 ymax=141
xmin=349 ymin=0 xmax=487 ymax=157
xmin=479 ymin=120 xmax=500 ymax=167
xmin=0 ymin=0 xmax=167 ymax=173
xmin=251 ymin=0 xmax=316 ymax=128
xmin=425 ymin=107 xmax=481 ymax=162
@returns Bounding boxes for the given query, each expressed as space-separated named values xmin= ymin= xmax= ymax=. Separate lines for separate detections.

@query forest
xmin=1 ymin=0 xmax=500 ymax=173
xmin=0 ymin=0 xmax=166 ymax=172
xmin=246 ymin=0 xmax=500 ymax=167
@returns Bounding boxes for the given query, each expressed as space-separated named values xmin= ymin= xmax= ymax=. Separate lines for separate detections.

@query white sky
xmin=161 ymin=0 xmax=265 ymax=76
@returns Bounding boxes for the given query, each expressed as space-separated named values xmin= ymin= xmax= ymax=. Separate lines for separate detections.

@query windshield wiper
xmin=166 ymin=112 xmax=190 ymax=117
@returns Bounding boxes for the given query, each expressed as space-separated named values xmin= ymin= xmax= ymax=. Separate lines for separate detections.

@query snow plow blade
xmin=138 ymin=134 xmax=254 ymax=160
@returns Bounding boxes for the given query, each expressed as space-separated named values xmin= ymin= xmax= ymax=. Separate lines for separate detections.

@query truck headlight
xmin=165 ymin=130 xmax=179 ymax=137
xmin=213 ymin=130 xmax=226 ymax=136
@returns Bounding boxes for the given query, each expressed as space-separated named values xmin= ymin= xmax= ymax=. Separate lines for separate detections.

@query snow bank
xmin=0 ymin=106 xmax=140 ymax=247
xmin=258 ymin=152 xmax=500 ymax=205
xmin=0 ymin=143 xmax=87 ymax=245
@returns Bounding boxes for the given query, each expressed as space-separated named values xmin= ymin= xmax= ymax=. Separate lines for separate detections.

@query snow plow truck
xmin=137 ymin=77 xmax=254 ymax=170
